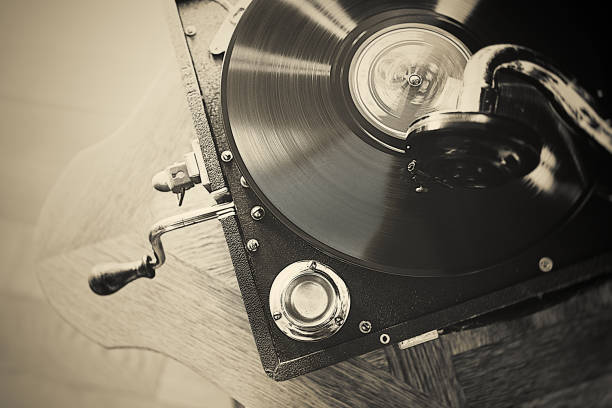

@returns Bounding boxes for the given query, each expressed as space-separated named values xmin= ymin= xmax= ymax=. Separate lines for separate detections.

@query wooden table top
xmin=35 ymin=3 xmax=612 ymax=406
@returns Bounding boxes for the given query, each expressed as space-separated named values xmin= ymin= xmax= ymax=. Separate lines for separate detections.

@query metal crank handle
xmin=88 ymin=201 xmax=236 ymax=295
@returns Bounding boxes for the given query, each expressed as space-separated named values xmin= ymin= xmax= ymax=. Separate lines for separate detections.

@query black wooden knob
xmin=89 ymin=256 xmax=155 ymax=295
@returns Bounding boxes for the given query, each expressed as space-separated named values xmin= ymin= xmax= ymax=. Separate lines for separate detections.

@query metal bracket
xmin=152 ymin=139 xmax=214 ymax=206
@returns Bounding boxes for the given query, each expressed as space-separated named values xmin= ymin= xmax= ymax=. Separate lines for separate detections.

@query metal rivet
xmin=380 ymin=333 xmax=390 ymax=344
xmin=539 ymin=257 xmax=553 ymax=272
xmin=405 ymin=145 xmax=411 ymax=150
xmin=240 ymin=176 xmax=249 ymax=188
xmin=246 ymin=239 xmax=259 ymax=252
xmin=359 ymin=320 xmax=372 ymax=334
xmin=184 ymin=25 xmax=197 ymax=36
xmin=221 ymin=150 xmax=233 ymax=162
xmin=273 ymin=312 xmax=282 ymax=321
xmin=250 ymin=206 xmax=265 ymax=221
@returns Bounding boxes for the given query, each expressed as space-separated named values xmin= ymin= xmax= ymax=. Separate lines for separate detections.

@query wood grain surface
xmin=34 ymin=1 xmax=612 ymax=407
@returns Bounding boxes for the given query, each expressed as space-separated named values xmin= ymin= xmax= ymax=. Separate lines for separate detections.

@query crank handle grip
xmin=88 ymin=201 xmax=235 ymax=296
xmin=89 ymin=256 xmax=155 ymax=296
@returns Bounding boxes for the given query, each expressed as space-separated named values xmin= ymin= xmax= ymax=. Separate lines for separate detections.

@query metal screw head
xmin=408 ymin=74 xmax=423 ymax=87
xmin=184 ymin=25 xmax=197 ymax=36
xmin=380 ymin=333 xmax=390 ymax=344
xmin=240 ymin=176 xmax=249 ymax=188
xmin=334 ymin=316 xmax=344 ymax=326
xmin=539 ymin=257 xmax=554 ymax=272
xmin=359 ymin=320 xmax=372 ymax=334
xmin=250 ymin=206 xmax=265 ymax=221
xmin=246 ymin=239 xmax=259 ymax=252
xmin=221 ymin=150 xmax=233 ymax=162
xmin=273 ymin=312 xmax=282 ymax=321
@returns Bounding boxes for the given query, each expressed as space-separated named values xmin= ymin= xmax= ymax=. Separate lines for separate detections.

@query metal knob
xmin=269 ymin=261 xmax=350 ymax=341
xmin=89 ymin=256 xmax=155 ymax=295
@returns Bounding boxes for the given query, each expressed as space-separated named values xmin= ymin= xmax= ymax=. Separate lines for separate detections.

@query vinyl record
xmin=222 ymin=0 xmax=606 ymax=276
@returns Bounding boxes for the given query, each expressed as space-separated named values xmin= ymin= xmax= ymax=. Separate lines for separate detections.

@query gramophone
xmin=87 ymin=0 xmax=612 ymax=379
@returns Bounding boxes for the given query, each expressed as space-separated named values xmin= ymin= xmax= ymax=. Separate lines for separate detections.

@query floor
xmin=0 ymin=1 xmax=233 ymax=406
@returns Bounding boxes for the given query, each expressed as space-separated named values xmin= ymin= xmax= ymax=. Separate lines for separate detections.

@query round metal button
xmin=269 ymin=261 xmax=350 ymax=341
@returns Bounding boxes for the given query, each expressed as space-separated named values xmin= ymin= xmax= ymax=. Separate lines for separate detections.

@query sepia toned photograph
xmin=1 ymin=0 xmax=610 ymax=407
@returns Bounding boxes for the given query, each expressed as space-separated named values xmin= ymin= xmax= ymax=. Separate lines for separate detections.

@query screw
xmin=246 ymin=239 xmax=259 ymax=252
xmin=240 ymin=176 xmax=249 ymax=188
xmin=380 ymin=333 xmax=390 ymax=344
xmin=334 ymin=316 xmax=344 ymax=326
xmin=539 ymin=257 xmax=553 ymax=272
xmin=408 ymin=74 xmax=422 ymax=87
xmin=250 ymin=206 xmax=265 ymax=221
xmin=273 ymin=312 xmax=282 ymax=321
xmin=359 ymin=320 xmax=372 ymax=334
xmin=184 ymin=25 xmax=197 ymax=36
xmin=307 ymin=261 xmax=317 ymax=270
xmin=221 ymin=150 xmax=233 ymax=162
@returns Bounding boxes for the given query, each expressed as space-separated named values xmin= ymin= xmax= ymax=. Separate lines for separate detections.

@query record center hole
xmin=407 ymin=74 xmax=422 ymax=87
xmin=347 ymin=23 xmax=471 ymax=141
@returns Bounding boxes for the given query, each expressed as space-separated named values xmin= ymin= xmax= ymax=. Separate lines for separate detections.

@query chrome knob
xmin=269 ymin=261 xmax=350 ymax=341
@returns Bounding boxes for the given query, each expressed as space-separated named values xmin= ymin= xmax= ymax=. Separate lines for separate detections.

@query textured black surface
xmin=172 ymin=0 xmax=612 ymax=380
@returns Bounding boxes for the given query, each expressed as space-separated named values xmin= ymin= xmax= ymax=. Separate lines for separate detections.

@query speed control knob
xmin=269 ymin=261 xmax=350 ymax=341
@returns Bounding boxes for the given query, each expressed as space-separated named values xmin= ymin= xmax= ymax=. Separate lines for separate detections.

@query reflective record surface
xmin=348 ymin=23 xmax=470 ymax=140
xmin=223 ymin=0 xmax=606 ymax=276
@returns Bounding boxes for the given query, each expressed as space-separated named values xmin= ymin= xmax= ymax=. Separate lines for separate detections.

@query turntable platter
xmin=222 ymin=0 xmax=604 ymax=276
